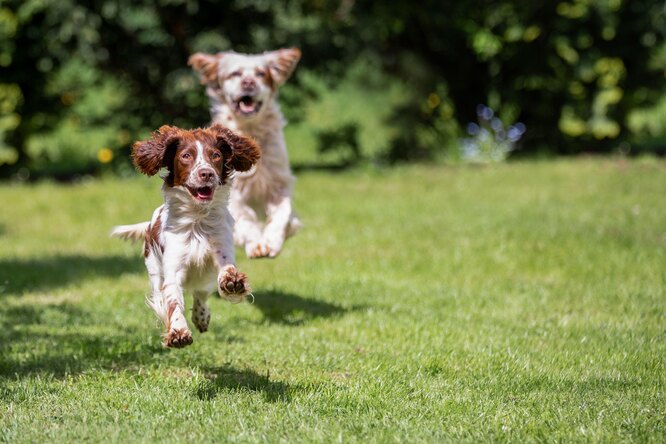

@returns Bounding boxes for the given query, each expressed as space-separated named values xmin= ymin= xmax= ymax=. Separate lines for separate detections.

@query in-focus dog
xmin=189 ymin=47 xmax=302 ymax=259
xmin=111 ymin=124 xmax=260 ymax=348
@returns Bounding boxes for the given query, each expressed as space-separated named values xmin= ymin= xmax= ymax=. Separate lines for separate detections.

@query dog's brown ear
xmin=209 ymin=124 xmax=260 ymax=172
xmin=188 ymin=52 xmax=221 ymax=85
xmin=265 ymin=48 xmax=301 ymax=86
xmin=131 ymin=126 xmax=181 ymax=176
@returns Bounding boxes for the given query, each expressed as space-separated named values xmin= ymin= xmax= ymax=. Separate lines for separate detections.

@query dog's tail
xmin=110 ymin=222 xmax=150 ymax=242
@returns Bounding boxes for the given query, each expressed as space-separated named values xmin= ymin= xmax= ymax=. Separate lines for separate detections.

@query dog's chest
xmin=214 ymin=104 xmax=292 ymax=199
xmin=184 ymin=230 xmax=213 ymax=264
xmin=181 ymin=229 xmax=217 ymax=289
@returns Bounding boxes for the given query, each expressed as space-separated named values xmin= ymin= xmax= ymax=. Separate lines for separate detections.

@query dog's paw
xmin=263 ymin=240 xmax=283 ymax=258
xmin=191 ymin=303 xmax=211 ymax=333
xmin=163 ymin=328 xmax=193 ymax=348
xmin=246 ymin=242 xmax=272 ymax=259
xmin=218 ymin=267 xmax=251 ymax=302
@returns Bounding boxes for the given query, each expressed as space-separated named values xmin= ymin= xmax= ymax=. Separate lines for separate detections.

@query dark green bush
xmin=0 ymin=0 xmax=664 ymax=178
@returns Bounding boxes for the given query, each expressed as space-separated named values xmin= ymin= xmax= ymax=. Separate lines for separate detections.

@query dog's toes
xmin=218 ymin=268 xmax=251 ymax=301
xmin=234 ymin=280 xmax=245 ymax=292
xmin=164 ymin=328 xmax=193 ymax=348
xmin=248 ymin=243 xmax=271 ymax=259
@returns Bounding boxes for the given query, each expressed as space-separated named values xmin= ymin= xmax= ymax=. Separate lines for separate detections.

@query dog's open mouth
xmin=234 ymin=95 xmax=262 ymax=116
xmin=188 ymin=186 xmax=215 ymax=202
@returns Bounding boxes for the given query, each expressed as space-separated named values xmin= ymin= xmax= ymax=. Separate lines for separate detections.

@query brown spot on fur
xmin=258 ymin=66 xmax=276 ymax=91
xmin=165 ymin=299 xmax=178 ymax=332
xmin=144 ymin=208 xmax=163 ymax=258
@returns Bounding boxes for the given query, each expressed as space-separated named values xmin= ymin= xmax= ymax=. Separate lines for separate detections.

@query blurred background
xmin=0 ymin=0 xmax=664 ymax=180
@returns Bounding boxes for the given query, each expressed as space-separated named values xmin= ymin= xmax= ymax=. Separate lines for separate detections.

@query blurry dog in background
xmin=111 ymin=124 xmax=259 ymax=348
xmin=189 ymin=48 xmax=302 ymax=259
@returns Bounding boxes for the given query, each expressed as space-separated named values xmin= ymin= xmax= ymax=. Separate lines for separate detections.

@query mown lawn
xmin=0 ymin=158 xmax=664 ymax=442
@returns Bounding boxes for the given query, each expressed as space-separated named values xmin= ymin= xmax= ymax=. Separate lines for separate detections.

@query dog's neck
xmin=161 ymin=185 xmax=230 ymax=233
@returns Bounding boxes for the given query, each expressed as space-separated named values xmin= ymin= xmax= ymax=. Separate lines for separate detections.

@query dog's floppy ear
xmin=131 ymin=126 xmax=181 ymax=177
xmin=264 ymin=48 xmax=301 ymax=86
xmin=188 ymin=52 xmax=221 ymax=85
xmin=208 ymin=124 xmax=260 ymax=172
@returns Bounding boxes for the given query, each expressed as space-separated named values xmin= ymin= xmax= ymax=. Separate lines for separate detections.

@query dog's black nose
xmin=241 ymin=77 xmax=256 ymax=91
xmin=198 ymin=169 xmax=215 ymax=182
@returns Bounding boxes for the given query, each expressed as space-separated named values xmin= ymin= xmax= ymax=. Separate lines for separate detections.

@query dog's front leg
xmin=161 ymin=237 xmax=193 ymax=348
xmin=262 ymin=194 xmax=298 ymax=258
xmin=229 ymin=196 xmax=267 ymax=258
xmin=213 ymin=224 xmax=252 ymax=303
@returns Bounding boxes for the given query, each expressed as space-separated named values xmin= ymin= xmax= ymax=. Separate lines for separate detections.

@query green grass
xmin=0 ymin=158 xmax=664 ymax=442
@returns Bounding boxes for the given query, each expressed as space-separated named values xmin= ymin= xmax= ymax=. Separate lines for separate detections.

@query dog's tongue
xmin=239 ymin=98 xmax=255 ymax=113
xmin=197 ymin=187 xmax=213 ymax=200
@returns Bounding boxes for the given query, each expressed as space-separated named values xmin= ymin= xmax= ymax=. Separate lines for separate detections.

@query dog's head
xmin=188 ymin=48 xmax=301 ymax=121
xmin=132 ymin=124 xmax=260 ymax=203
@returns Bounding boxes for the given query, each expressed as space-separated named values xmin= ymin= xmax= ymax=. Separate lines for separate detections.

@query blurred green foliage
xmin=0 ymin=0 xmax=664 ymax=178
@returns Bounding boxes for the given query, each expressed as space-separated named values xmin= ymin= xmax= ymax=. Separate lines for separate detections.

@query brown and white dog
xmin=112 ymin=124 xmax=260 ymax=348
xmin=188 ymin=48 xmax=302 ymax=259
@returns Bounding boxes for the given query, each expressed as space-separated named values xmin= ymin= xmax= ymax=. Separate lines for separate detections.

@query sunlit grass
xmin=0 ymin=158 xmax=664 ymax=442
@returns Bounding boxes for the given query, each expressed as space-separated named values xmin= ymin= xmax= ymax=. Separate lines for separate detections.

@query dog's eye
xmin=255 ymin=70 xmax=265 ymax=77
xmin=181 ymin=153 xmax=192 ymax=160
xmin=229 ymin=71 xmax=241 ymax=78
xmin=211 ymin=151 xmax=221 ymax=161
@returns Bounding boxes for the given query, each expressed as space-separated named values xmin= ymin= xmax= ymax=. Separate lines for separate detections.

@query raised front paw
xmin=218 ymin=266 xmax=251 ymax=303
xmin=163 ymin=328 xmax=193 ymax=348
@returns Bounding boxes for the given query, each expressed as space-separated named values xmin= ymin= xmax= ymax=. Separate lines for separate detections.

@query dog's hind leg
xmin=191 ymin=291 xmax=211 ymax=333
xmin=261 ymin=194 xmax=295 ymax=258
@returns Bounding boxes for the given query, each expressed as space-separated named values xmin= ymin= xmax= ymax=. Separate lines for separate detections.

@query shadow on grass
xmin=195 ymin=365 xmax=301 ymax=403
xmin=0 ymin=254 xmax=143 ymax=295
xmin=0 ymin=302 xmax=302 ymax=404
xmin=0 ymin=302 xmax=165 ymax=381
xmin=252 ymin=289 xmax=360 ymax=325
